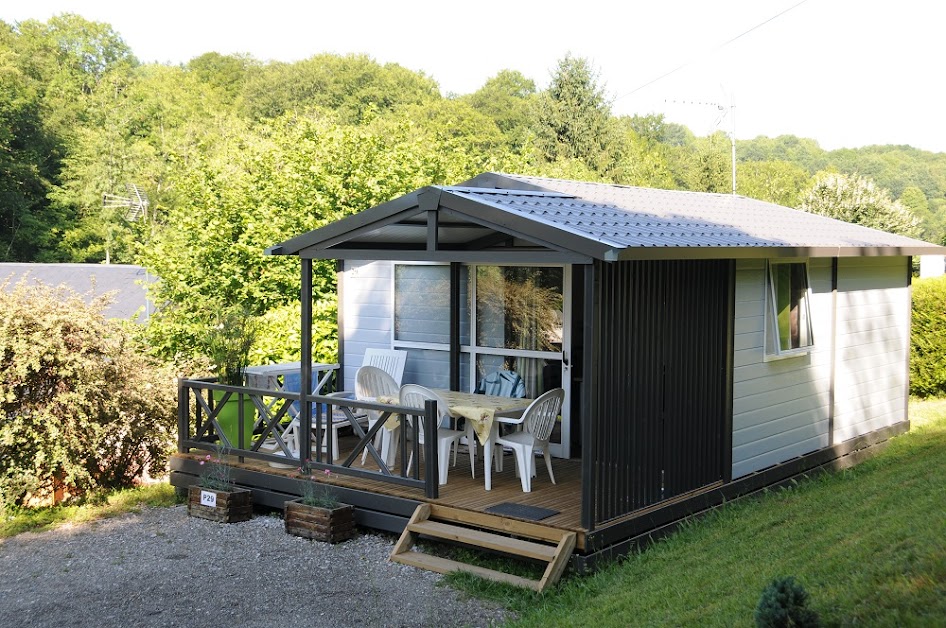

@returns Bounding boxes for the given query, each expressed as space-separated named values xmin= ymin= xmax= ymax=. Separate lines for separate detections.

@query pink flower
xmin=205 ymin=454 xmax=212 ymax=461
xmin=199 ymin=460 xmax=205 ymax=466
xmin=323 ymin=469 xmax=331 ymax=476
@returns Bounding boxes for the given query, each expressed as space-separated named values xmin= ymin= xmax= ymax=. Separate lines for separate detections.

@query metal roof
xmin=0 ymin=263 xmax=153 ymax=320
xmin=268 ymin=172 xmax=946 ymax=261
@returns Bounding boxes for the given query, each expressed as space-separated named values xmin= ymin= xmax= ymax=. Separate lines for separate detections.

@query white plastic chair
xmin=355 ymin=365 xmax=401 ymax=466
xmin=494 ymin=388 xmax=564 ymax=493
xmin=363 ymin=348 xmax=407 ymax=386
xmin=262 ymin=391 xmax=367 ymax=463
xmin=399 ymin=384 xmax=466 ymax=485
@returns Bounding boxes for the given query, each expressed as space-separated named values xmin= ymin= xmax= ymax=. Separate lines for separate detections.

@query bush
xmin=911 ymin=275 xmax=946 ymax=397
xmin=0 ymin=280 xmax=177 ymax=507
xmin=755 ymin=576 xmax=820 ymax=628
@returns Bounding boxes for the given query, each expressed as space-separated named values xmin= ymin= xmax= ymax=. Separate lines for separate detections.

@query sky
xmin=4 ymin=0 xmax=944 ymax=153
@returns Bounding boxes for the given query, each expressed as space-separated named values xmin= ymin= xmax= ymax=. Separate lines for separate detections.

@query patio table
xmin=434 ymin=389 xmax=532 ymax=491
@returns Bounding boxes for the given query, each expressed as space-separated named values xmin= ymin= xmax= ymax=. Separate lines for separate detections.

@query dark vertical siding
xmin=592 ymin=259 xmax=733 ymax=524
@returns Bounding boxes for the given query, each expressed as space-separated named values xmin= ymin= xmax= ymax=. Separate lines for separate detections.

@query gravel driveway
xmin=0 ymin=505 xmax=514 ymax=628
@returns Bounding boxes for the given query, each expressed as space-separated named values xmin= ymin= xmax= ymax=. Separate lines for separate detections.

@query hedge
xmin=911 ymin=275 xmax=946 ymax=397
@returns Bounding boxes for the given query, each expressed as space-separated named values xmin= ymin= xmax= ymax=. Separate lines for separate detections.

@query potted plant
xmin=187 ymin=446 xmax=253 ymax=523
xmin=284 ymin=467 xmax=355 ymax=543
xmin=204 ymin=307 xmax=259 ymax=449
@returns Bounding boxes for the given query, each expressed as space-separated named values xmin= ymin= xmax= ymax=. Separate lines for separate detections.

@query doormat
xmin=485 ymin=502 xmax=559 ymax=521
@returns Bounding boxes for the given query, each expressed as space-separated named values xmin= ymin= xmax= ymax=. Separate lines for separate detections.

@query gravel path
xmin=0 ymin=505 xmax=514 ymax=628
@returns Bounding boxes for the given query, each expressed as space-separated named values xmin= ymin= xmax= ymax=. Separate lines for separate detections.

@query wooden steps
xmin=390 ymin=504 xmax=576 ymax=592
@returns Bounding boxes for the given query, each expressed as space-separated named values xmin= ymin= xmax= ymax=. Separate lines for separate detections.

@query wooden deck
xmin=173 ymin=435 xmax=587 ymax=548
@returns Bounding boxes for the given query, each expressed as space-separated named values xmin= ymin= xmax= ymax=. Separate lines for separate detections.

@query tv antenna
xmin=103 ymin=183 xmax=150 ymax=222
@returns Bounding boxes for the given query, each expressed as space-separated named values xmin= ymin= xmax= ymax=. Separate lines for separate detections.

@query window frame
xmin=764 ymin=258 xmax=815 ymax=359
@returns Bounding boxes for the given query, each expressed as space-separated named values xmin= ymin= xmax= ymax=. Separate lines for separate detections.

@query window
xmin=766 ymin=260 xmax=814 ymax=356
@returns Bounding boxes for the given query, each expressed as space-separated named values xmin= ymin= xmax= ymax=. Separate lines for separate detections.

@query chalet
xmin=171 ymin=172 xmax=946 ymax=578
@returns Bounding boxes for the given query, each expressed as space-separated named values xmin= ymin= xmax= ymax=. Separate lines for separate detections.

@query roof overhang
xmin=267 ymin=173 xmax=946 ymax=263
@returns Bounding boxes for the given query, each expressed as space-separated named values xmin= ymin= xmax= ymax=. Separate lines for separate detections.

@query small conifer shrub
xmin=754 ymin=576 xmax=821 ymax=628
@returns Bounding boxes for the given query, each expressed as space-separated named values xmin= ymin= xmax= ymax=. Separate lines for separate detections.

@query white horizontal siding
xmin=341 ymin=260 xmax=393 ymax=389
xmin=731 ymin=258 xmax=833 ymax=478
xmin=833 ymin=257 xmax=909 ymax=442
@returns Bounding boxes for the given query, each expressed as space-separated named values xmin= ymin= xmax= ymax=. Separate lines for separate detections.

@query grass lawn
xmin=451 ymin=397 xmax=946 ymax=626
xmin=0 ymin=483 xmax=178 ymax=539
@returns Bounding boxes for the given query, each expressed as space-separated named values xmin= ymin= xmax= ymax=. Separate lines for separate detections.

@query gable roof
xmin=268 ymin=172 xmax=945 ymax=262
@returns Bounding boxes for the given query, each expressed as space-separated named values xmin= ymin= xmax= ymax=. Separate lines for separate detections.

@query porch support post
xmin=450 ymin=262 xmax=461 ymax=391
xmin=581 ymin=263 xmax=597 ymax=531
xmin=301 ymin=258 xmax=314 ymax=464
xmin=828 ymin=257 xmax=838 ymax=447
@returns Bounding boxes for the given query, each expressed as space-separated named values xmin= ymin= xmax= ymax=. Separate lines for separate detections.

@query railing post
xmin=177 ymin=378 xmax=188 ymax=454
xmin=424 ymin=399 xmax=438 ymax=499
xmin=300 ymin=258 xmax=313 ymax=464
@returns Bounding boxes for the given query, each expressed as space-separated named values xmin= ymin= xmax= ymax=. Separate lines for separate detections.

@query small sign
xmin=200 ymin=490 xmax=217 ymax=508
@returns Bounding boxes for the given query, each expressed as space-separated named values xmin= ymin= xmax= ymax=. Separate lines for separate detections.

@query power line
xmin=615 ymin=0 xmax=810 ymax=101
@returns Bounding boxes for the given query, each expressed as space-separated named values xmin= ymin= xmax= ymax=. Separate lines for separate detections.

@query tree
xmin=738 ymin=160 xmax=811 ymax=207
xmin=47 ymin=62 xmax=236 ymax=263
xmin=186 ymin=51 xmax=254 ymax=105
xmin=463 ymin=69 xmax=536 ymax=149
xmin=533 ymin=54 xmax=619 ymax=174
xmin=609 ymin=117 xmax=676 ymax=189
xmin=239 ymin=53 xmax=440 ymax=123
xmin=0 ymin=24 xmax=63 ymax=261
xmin=799 ymin=172 xmax=922 ymax=237
xmin=674 ymin=132 xmax=731 ymax=193
xmin=900 ymin=185 xmax=945 ymax=244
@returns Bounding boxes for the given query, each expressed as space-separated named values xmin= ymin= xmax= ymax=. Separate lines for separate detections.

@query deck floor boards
xmin=182 ymin=434 xmax=584 ymax=535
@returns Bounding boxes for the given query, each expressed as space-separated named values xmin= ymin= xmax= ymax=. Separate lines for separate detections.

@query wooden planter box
xmin=284 ymin=499 xmax=355 ymax=543
xmin=187 ymin=486 xmax=253 ymax=523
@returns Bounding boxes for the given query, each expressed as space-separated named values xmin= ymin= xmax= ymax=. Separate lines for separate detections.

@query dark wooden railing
xmin=177 ymin=378 xmax=440 ymax=498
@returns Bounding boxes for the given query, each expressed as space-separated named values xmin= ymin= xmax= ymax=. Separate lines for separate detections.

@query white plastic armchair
xmin=494 ymin=388 xmax=564 ymax=493
xmin=398 ymin=384 xmax=466 ymax=486
xmin=355 ymin=365 xmax=401 ymax=466
xmin=363 ymin=348 xmax=407 ymax=386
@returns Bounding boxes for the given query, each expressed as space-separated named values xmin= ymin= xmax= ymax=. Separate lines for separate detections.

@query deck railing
xmin=177 ymin=378 xmax=441 ymax=498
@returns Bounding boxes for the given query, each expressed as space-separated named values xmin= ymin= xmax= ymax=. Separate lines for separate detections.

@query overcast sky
xmin=4 ymin=0 xmax=944 ymax=153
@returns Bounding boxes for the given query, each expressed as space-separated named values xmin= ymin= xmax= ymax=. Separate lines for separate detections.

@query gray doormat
xmin=484 ymin=502 xmax=559 ymax=521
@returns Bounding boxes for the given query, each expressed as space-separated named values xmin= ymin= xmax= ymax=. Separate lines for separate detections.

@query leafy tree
xmin=900 ymin=185 xmax=945 ymax=244
xmin=738 ymin=160 xmax=811 ymax=207
xmin=628 ymin=113 xmax=693 ymax=148
xmin=739 ymin=135 xmax=827 ymax=174
xmin=239 ymin=53 xmax=440 ymax=123
xmin=186 ymin=51 xmax=255 ymax=105
xmin=0 ymin=25 xmax=64 ymax=261
xmin=609 ymin=117 xmax=676 ymax=189
xmin=48 ymin=62 xmax=236 ymax=263
xmin=674 ymin=132 xmax=732 ymax=193
xmin=799 ymin=172 xmax=922 ymax=237
xmin=463 ymin=69 xmax=536 ymax=149
xmin=10 ymin=13 xmax=136 ymax=135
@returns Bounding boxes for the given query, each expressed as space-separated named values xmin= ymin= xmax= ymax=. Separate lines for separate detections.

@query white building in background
xmin=0 ymin=263 xmax=153 ymax=321
xmin=919 ymin=255 xmax=945 ymax=278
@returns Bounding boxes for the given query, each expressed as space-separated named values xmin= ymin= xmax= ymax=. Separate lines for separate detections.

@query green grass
xmin=450 ymin=397 xmax=946 ymax=627
xmin=0 ymin=483 xmax=179 ymax=539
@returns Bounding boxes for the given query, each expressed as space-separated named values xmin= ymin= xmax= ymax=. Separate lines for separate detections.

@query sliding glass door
xmin=469 ymin=265 xmax=571 ymax=458
xmin=392 ymin=263 xmax=572 ymax=458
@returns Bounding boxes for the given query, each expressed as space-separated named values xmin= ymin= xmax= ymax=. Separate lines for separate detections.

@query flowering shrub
xmin=0 ymin=280 xmax=177 ymax=507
